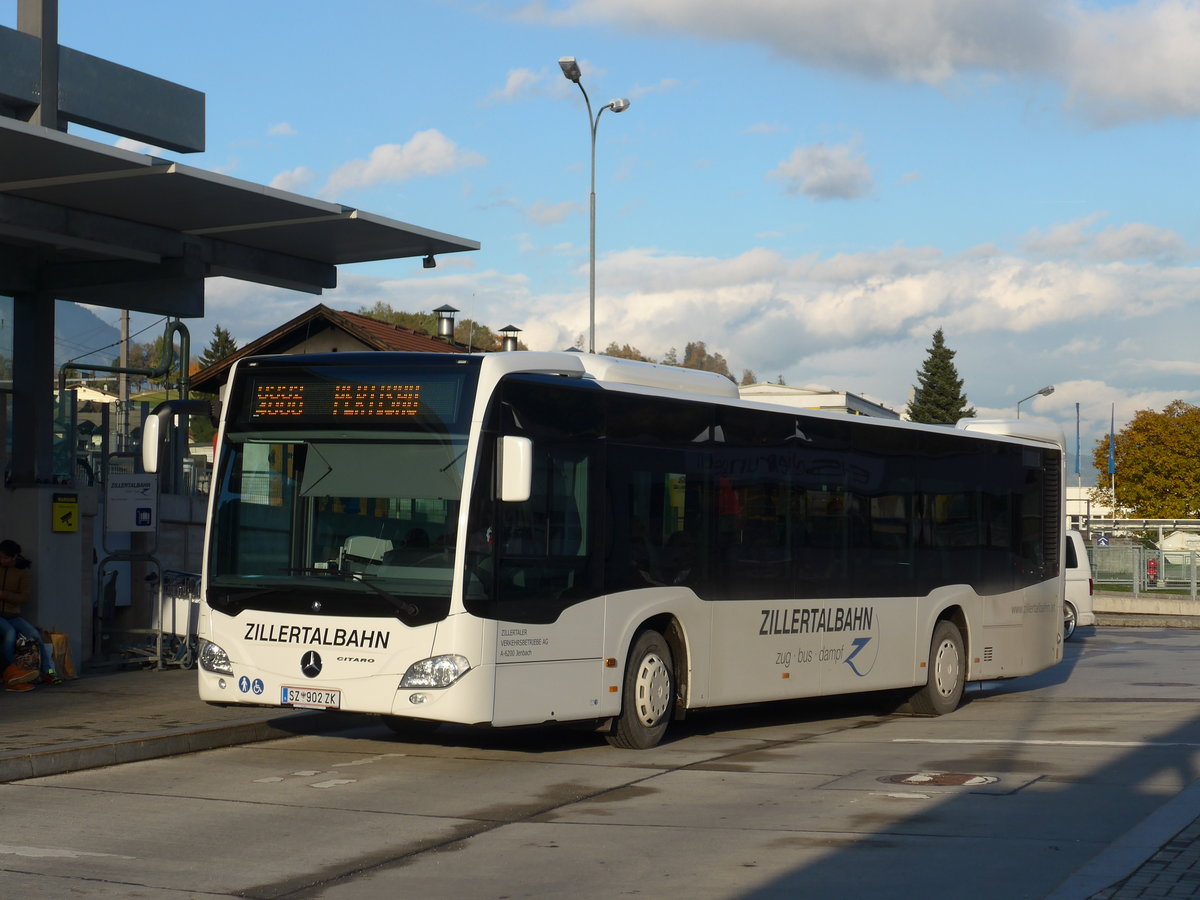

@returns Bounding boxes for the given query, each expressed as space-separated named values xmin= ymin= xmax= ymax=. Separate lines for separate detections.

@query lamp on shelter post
xmin=558 ymin=56 xmax=630 ymax=355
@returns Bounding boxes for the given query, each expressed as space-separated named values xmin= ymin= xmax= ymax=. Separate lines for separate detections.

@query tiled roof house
xmin=189 ymin=303 xmax=469 ymax=394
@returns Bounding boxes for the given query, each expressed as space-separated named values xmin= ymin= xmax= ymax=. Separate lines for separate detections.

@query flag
xmin=1108 ymin=404 xmax=1116 ymax=475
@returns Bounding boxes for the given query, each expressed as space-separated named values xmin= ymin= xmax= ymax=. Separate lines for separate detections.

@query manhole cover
xmin=878 ymin=772 xmax=999 ymax=787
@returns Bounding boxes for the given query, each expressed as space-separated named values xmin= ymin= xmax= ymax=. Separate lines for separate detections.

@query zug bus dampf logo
xmin=758 ymin=605 xmax=880 ymax=677
xmin=300 ymin=651 xmax=323 ymax=678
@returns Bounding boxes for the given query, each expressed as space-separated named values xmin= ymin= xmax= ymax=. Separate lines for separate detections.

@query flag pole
xmin=1108 ymin=403 xmax=1116 ymax=515
xmin=1080 ymin=403 xmax=1089 ymax=489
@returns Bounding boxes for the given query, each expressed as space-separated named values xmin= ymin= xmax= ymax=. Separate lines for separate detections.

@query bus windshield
xmin=207 ymin=436 xmax=468 ymax=623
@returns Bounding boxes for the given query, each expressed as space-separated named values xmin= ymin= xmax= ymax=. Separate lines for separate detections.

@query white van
xmin=1064 ymin=529 xmax=1094 ymax=640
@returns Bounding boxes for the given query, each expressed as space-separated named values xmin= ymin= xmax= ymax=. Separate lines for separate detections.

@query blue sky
xmin=29 ymin=0 xmax=1200 ymax=480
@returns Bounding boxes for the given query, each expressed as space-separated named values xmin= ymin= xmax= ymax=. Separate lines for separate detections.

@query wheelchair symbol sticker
xmin=238 ymin=676 xmax=251 ymax=693
xmin=252 ymin=678 xmax=264 ymax=695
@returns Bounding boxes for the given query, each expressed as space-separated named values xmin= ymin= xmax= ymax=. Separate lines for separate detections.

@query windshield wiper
xmin=208 ymin=585 xmax=290 ymax=612
xmin=286 ymin=567 xmax=420 ymax=619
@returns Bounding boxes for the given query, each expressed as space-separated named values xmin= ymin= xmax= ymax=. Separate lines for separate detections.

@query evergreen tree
xmin=905 ymin=328 xmax=975 ymax=424
xmin=197 ymin=324 xmax=239 ymax=369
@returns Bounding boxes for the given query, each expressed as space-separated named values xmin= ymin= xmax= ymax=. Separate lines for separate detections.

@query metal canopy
xmin=0 ymin=23 xmax=206 ymax=152
xmin=0 ymin=115 xmax=479 ymax=312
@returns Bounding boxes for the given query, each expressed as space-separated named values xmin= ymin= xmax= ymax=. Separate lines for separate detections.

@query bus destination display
xmin=245 ymin=377 xmax=460 ymax=423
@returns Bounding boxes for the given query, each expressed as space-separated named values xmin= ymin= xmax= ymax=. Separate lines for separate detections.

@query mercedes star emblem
xmin=300 ymin=650 xmax=322 ymax=678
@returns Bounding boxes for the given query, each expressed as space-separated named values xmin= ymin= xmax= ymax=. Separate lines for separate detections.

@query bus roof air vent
xmin=579 ymin=355 xmax=740 ymax=399
xmin=956 ymin=418 xmax=1065 ymax=448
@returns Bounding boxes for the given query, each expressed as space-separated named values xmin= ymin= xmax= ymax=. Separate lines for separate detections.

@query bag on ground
xmin=12 ymin=635 xmax=40 ymax=672
xmin=46 ymin=631 xmax=75 ymax=680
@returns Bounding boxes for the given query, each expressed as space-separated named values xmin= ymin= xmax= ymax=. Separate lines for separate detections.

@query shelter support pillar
xmin=10 ymin=290 xmax=55 ymax=485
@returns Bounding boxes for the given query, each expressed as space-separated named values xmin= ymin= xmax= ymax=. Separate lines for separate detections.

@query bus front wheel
xmin=607 ymin=630 xmax=675 ymax=749
xmin=909 ymin=620 xmax=965 ymax=716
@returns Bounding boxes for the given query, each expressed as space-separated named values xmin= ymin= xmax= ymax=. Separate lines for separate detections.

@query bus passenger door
xmin=488 ymin=441 xmax=607 ymax=726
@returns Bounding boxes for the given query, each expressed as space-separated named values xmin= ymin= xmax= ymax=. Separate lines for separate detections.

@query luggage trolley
xmin=125 ymin=569 xmax=201 ymax=669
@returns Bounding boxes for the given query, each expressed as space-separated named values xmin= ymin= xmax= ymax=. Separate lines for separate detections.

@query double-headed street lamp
xmin=559 ymin=56 xmax=630 ymax=354
xmin=1016 ymin=385 xmax=1055 ymax=418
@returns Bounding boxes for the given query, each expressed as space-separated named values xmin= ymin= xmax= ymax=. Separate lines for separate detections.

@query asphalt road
xmin=3 ymin=625 xmax=1200 ymax=900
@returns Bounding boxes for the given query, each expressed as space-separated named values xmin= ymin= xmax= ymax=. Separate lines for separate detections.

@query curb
xmin=1094 ymin=613 xmax=1200 ymax=628
xmin=0 ymin=710 xmax=373 ymax=783
xmin=1044 ymin=777 xmax=1200 ymax=899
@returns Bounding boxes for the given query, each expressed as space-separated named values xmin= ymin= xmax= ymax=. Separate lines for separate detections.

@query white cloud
xmin=114 ymin=137 xmax=165 ymax=157
xmin=195 ymin=240 xmax=1200 ymax=392
xmin=535 ymin=0 xmax=1060 ymax=83
xmin=321 ymin=130 xmax=486 ymax=195
xmin=1066 ymin=0 xmax=1200 ymax=124
xmin=768 ymin=141 xmax=873 ymax=200
xmin=525 ymin=200 xmax=581 ymax=225
xmin=1091 ymin=223 xmax=1190 ymax=262
xmin=1061 ymin=336 xmax=1103 ymax=355
xmin=269 ymin=166 xmax=317 ymax=193
xmin=267 ymin=122 xmax=298 ymax=137
xmin=629 ymin=77 xmax=681 ymax=99
xmin=180 ymin=228 xmax=1200 ymax=478
xmin=1128 ymin=358 xmax=1200 ymax=377
xmin=1021 ymin=215 xmax=1107 ymax=256
xmin=489 ymin=68 xmax=543 ymax=103
xmin=1023 ymin=214 xmax=1191 ymax=262
xmin=531 ymin=0 xmax=1200 ymax=124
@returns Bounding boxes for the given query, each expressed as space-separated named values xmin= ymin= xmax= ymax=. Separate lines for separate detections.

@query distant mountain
xmin=0 ymin=301 xmax=122 ymax=368
xmin=55 ymin=303 xmax=123 ymax=367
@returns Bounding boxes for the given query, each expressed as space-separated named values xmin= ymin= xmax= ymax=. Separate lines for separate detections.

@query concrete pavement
xmin=0 ymin=664 xmax=370 ymax=783
xmin=1 ymin=635 xmax=1199 ymax=898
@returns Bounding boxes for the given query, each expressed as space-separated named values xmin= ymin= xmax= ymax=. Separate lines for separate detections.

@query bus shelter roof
xmin=0 ymin=115 xmax=479 ymax=314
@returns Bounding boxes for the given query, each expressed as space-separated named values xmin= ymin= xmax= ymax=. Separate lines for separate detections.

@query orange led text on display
xmin=250 ymin=383 xmax=422 ymax=419
xmin=332 ymin=384 xmax=421 ymax=417
xmin=252 ymin=384 xmax=306 ymax=417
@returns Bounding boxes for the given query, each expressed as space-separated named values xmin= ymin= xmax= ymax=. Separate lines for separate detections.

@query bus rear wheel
xmin=607 ymin=630 xmax=675 ymax=749
xmin=909 ymin=620 xmax=965 ymax=716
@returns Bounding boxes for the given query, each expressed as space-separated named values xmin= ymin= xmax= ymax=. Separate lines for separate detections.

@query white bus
xmin=148 ymin=350 xmax=1064 ymax=749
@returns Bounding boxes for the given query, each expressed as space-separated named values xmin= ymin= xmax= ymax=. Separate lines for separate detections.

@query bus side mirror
xmin=141 ymin=399 xmax=220 ymax=474
xmin=498 ymin=435 xmax=532 ymax=503
xmin=142 ymin=412 xmax=164 ymax=473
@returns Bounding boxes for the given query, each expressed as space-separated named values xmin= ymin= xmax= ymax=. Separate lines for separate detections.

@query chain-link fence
xmin=1090 ymin=545 xmax=1200 ymax=599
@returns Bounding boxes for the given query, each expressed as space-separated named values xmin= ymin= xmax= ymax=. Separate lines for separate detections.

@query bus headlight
xmin=400 ymin=655 xmax=471 ymax=688
xmin=199 ymin=639 xmax=234 ymax=675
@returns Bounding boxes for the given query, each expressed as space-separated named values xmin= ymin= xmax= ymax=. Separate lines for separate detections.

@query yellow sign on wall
xmin=52 ymin=493 xmax=79 ymax=533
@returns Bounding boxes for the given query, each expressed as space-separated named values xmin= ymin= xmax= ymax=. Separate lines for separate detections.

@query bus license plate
xmin=281 ymin=686 xmax=341 ymax=709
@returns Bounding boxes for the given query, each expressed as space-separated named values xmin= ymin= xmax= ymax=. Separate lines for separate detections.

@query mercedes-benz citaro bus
xmin=143 ymin=351 xmax=1065 ymax=749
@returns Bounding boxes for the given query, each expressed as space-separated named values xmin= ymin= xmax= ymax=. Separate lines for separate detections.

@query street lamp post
xmin=1016 ymin=385 xmax=1055 ymax=418
xmin=559 ymin=56 xmax=629 ymax=354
